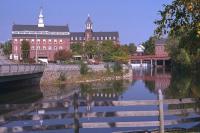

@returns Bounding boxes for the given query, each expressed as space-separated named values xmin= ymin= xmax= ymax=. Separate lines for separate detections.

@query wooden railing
xmin=0 ymin=64 xmax=45 ymax=76
xmin=0 ymin=90 xmax=200 ymax=133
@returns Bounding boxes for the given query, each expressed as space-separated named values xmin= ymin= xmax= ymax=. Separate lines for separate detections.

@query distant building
xmin=12 ymin=8 xmax=70 ymax=61
xmin=136 ymin=44 xmax=145 ymax=55
xmin=155 ymin=38 xmax=168 ymax=57
xmin=70 ymin=15 xmax=119 ymax=45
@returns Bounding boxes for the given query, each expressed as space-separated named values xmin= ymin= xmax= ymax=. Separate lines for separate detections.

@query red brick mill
xmin=11 ymin=8 xmax=119 ymax=62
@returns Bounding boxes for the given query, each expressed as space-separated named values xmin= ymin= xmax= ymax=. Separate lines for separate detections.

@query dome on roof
xmin=85 ymin=14 xmax=93 ymax=24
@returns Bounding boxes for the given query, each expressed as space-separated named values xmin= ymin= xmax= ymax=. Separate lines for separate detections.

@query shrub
xmin=54 ymin=50 xmax=72 ymax=61
xmin=112 ymin=62 xmax=122 ymax=73
xmin=58 ymin=72 xmax=66 ymax=81
xmin=105 ymin=63 xmax=111 ymax=74
xmin=80 ymin=62 xmax=89 ymax=75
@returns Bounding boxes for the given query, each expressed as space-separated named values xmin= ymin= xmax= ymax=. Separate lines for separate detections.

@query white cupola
xmin=38 ymin=7 xmax=44 ymax=27
xmin=85 ymin=14 xmax=93 ymax=31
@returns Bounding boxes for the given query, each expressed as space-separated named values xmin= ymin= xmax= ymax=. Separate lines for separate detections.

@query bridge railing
xmin=0 ymin=64 xmax=45 ymax=76
xmin=0 ymin=90 xmax=200 ymax=133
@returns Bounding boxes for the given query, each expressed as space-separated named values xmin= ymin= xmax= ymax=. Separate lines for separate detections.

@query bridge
xmin=0 ymin=64 xmax=45 ymax=90
xmin=129 ymin=55 xmax=170 ymax=67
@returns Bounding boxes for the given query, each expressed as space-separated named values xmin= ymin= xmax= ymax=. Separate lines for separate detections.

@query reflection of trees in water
xmin=79 ymin=80 xmax=127 ymax=95
xmin=165 ymin=72 xmax=200 ymax=117
xmin=164 ymin=72 xmax=193 ymax=99
xmin=144 ymin=80 xmax=155 ymax=93
xmin=164 ymin=71 xmax=200 ymax=99
xmin=190 ymin=73 xmax=200 ymax=98
xmin=0 ymin=85 xmax=42 ymax=104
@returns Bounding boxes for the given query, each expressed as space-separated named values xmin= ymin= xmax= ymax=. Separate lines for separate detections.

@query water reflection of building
xmin=79 ymin=92 xmax=119 ymax=101
xmin=132 ymin=68 xmax=171 ymax=92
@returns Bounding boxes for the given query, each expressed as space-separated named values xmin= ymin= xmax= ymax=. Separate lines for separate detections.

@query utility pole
xmin=35 ymin=34 xmax=38 ymax=63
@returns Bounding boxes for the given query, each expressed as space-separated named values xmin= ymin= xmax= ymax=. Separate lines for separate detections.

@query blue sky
xmin=0 ymin=0 xmax=172 ymax=44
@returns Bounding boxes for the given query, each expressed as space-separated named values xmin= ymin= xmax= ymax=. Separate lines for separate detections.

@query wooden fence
xmin=0 ymin=89 xmax=200 ymax=133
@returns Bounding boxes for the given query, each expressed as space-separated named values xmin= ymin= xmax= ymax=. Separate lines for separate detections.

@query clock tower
xmin=85 ymin=14 xmax=93 ymax=41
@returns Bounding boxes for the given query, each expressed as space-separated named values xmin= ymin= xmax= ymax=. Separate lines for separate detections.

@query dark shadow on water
xmin=0 ymin=77 xmax=43 ymax=104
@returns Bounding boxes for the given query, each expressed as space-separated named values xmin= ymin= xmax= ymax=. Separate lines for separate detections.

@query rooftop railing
xmin=0 ymin=64 xmax=45 ymax=76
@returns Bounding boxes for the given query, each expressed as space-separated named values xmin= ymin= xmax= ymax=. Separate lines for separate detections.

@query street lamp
xmin=35 ymin=34 xmax=38 ymax=63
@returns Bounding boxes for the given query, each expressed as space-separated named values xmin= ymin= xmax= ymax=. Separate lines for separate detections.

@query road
xmin=0 ymin=55 xmax=14 ymax=64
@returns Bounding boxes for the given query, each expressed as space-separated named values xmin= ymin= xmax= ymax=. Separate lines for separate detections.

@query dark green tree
xmin=54 ymin=50 xmax=72 ymax=61
xmin=21 ymin=40 xmax=30 ymax=62
xmin=80 ymin=62 xmax=89 ymax=75
xmin=3 ymin=40 xmax=12 ymax=56
xmin=112 ymin=46 xmax=128 ymax=63
xmin=128 ymin=43 xmax=137 ymax=55
xmin=155 ymin=0 xmax=200 ymax=70
xmin=155 ymin=0 xmax=200 ymax=37
xmin=100 ymin=40 xmax=115 ymax=62
xmin=85 ymin=41 xmax=98 ymax=59
xmin=70 ymin=43 xmax=83 ymax=55
xmin=142 ymin=37 xmax=156 ymax=55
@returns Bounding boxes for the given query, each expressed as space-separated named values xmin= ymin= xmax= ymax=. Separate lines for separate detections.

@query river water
xmin=0 ymin=67 xmax=200 ymax=133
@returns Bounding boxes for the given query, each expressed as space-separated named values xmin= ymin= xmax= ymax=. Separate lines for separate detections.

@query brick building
xmin=12 ymin=8 xmax=70 ymax=61
xmin=70 ymin=15 xmax=119 ymax=45
xmin=155 ymin=38 xmax=168 ymax=57
xmin=11 ymin=9 xmax=119 ymax=62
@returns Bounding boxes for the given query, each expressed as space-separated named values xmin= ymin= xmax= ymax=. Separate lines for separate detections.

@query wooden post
xmin=155 ymin=60 xmax=157 ymax=67
xmin=158 ymin=89 xmax=164 ymax=133
xmin=150 ymin=59 xmax=153 ymax=68
xmin=163 ymin=60 xmax=165 ymax=67
xmin=9 ymin=65 xmax=11 ymax=73
xmin=140 ymin=59 xmax=142 ymax=67
xmin=73 ymin=92 xmax=79 ymax=133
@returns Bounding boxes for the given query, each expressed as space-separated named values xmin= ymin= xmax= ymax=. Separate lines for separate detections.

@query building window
xmin=59 ymin=39 xmax=63 ymax=44
xmin=59 ymin=46 xmax=63 ymax=50
xmin=43 ymin=46 xmax=46 ymax=50
xmin=37 ymin=39 xmax=40 ymax=44
xmin=109 ymin=37 xmax=112 ymax=40
xmin=71 ymin=37 xmax=73 ymax=40
xmin=54 ymin=39 xmax=57 ymax=44
xmin=14 ymin=39 xmax=18 ymax=44
xmin=31 ymin=39 xmax=35 ymax=44
xmin=37 ymin=46 xmax=40 ymax=50
xmin=105 ymin=37 xmax=108 ymax=40
xmin=75 ymin=37 xmax=78 ymax=41
xmin=113 ymin=36 xmax=116 ymax=40
xmin=31 ymin=46 xmax=34 ymax=50
xmin=15 ymin=46 xmax=18 ymax=51
xmin=43 ymin=39 xmax=46 ymax=44
xmin=48 ymin=39 xmax=52 ymax=44
xmin=101 ymin=37 xmax=103 ymax=40
xmin=48 ymin=46 xmax=52 ymax=50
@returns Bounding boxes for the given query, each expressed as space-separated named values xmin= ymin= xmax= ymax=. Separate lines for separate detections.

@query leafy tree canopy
xmin=142 ymin=36 xmax=156 ymax=55
xmin=155 ymin=0 xmax=200 ymax=37
xmin=21 ymin=40 xmax=30 ymax=62
xmin=70 ymin=43 xmax=83 ymax=55
xmin=3 ymin=40 xmax=12 ymax=56
xmin=54 ymin=50 xmax=72 ymax=61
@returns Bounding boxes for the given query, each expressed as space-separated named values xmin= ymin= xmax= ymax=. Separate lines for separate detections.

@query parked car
xmin=87 ymin=59 xmax=99 ymax=65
